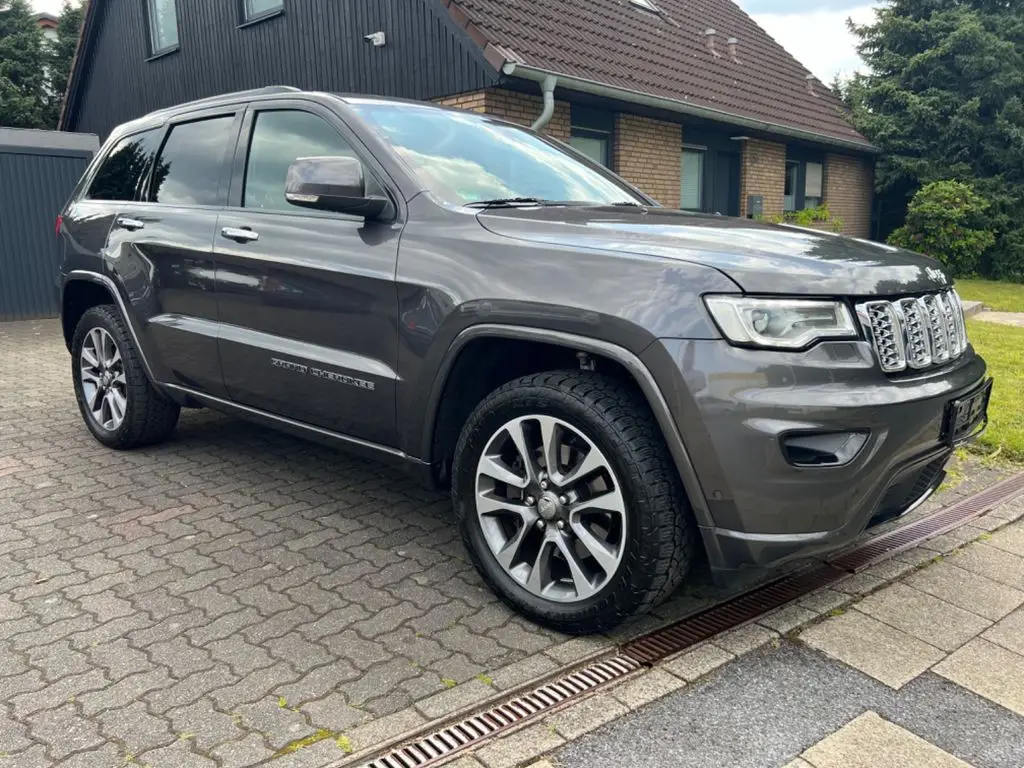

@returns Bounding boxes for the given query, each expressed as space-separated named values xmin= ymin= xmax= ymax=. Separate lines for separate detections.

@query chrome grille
xmin=858 ymin=290 xmax=969 ymax=374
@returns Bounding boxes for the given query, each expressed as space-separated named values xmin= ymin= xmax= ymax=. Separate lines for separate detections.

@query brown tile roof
xmin=444 ymin=0 xmax=873 ymax=150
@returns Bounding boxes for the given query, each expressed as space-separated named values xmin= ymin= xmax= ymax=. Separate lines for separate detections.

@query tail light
xmin=55 ymin=214 xmax=63 ymax=236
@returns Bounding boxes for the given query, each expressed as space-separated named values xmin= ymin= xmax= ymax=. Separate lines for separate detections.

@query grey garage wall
xmin=0 ymin=129 xmax=99 ymax=321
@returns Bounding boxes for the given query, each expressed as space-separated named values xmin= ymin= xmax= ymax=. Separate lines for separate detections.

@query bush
xmin=988 ymin=228 xmax=1024 ymax=283
xmin=888 ymin=181 xmax=996 ymax=276
xmin=765 ymin=204 xmax=844 ymax=233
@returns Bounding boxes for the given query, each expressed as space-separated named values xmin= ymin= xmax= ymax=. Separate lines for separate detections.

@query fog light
xmin=781 ymin=431 xmax=868 ymax=467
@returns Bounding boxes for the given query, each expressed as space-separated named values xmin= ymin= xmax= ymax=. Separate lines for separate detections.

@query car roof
xmin=109 ymin=86 xmax=525 ymax=145
xmin=108 ymin=87 xmax=477 ymax=142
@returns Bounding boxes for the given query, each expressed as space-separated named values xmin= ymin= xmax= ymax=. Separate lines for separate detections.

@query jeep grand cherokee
xmin=58 ymin=87 xmax=991 ymax=633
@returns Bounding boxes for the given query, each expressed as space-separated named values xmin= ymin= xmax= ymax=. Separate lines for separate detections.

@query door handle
xmin=221 ymin=227 xmax=260 ymax=243
xmin=116 ymin=217 xmax=145 ymax=231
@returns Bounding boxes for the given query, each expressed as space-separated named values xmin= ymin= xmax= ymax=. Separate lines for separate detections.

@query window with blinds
xmin=681 ymin=150 xmax=705 ymax=210
xmin=805 ymin=161 xmax=823 ymax=208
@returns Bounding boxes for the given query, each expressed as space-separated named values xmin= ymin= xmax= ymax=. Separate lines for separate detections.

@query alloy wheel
xmin=474 ymin=414 xmax=627 ymax=603
xmin=80 ymin=327 xmax=128 ymax=431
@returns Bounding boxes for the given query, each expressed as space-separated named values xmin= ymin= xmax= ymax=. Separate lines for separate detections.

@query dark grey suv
xmin=59 ymin=86 xmax=991 ymax=633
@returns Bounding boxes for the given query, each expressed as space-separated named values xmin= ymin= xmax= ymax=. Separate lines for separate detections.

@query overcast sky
xmin=736 ymin=0 xmax=880 ymax=82
xmin=29 ymin=0 xmax=881 ymax=83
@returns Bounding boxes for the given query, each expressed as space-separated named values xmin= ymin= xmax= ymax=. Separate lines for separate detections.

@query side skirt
xmin=163 ymin=383 xmax=434 ymax=483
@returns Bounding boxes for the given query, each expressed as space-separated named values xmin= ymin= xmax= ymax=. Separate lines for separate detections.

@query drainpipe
xmin=531 ymin=74 xmax=559 ymax=132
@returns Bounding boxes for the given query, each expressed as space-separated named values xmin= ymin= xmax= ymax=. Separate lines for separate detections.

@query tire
xmin=452 ymin=370 xmax=695 ymax=634
xmin=71 ymin=305 xmax=180 ymax=449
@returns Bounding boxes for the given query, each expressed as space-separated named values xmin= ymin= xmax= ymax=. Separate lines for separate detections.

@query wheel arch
xmin=62 ymin=270 xmax=160 ymax=387
xmin=61 ymin=275 xmax=115 ymax=351
xmin=422 ymin=325 xmax=713 ymax=529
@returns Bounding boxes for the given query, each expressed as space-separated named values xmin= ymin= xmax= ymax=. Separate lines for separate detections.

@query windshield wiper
xmin=465 ymin=197 xmax=563 ymax=209
xmin=610 ymin=201 xmax=643 ymax=207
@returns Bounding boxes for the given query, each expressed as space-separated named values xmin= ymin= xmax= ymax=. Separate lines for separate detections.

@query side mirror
xmin=285 ymin=156 xmax=390 ymax=219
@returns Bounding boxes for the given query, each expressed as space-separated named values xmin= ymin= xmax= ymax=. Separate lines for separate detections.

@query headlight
xmin=704 ymin=296 xmax=858 ymax=350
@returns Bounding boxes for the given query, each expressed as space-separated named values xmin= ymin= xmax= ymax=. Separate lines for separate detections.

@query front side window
xmin=243 ymin=0 xmax=283 ymax=21
xmin=349 ymin=100 xmax=644 ymax=207
xmin=146 ymin=0 xmax=179 ymax=55
xmin=244 ymin=110 xmax=358 ymax=211
xmin=149 ymin=116 xmax=236 ymax=206
xmin=87 ymin=129 xmax=163 ymax=201
xmin=681 ymin=149 xmax=705 ymax=210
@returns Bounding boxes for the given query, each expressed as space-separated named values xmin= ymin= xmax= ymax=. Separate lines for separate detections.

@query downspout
xmin=531 ymin=74 xmax=559 ymax=132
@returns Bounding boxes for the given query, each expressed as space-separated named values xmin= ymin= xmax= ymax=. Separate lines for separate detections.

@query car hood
xmin=477 ymin=206 xmax=951 ymax=296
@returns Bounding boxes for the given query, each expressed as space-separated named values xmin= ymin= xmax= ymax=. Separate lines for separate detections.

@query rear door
xmin=111 ymin=109 xmax=242 ymax=396
xmin=213 ymin=101 xmax=402 ymax=446
xmin=61 ymin=128 xmax=164 ymax=303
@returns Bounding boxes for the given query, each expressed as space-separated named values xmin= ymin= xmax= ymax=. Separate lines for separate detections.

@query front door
xmin=681 ymin=139 xmax=741 ymax=217
xmin=213 ymin=104 xmax=402 ymax=446
xmin=108 ymin=110 xmax=241 ymax=397
xmin=711 ymin=151 xmax=741 ymax=217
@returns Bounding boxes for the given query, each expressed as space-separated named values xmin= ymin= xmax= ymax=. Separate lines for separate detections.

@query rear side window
xmin=149 ymin=115 xmax=236 ymax=206
xmin=86 ymin=130 xmax=162 ymax=201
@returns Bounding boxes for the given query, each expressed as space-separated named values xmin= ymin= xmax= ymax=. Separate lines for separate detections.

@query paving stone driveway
xmin=1 ymin=319 xmax=1015 ymax=768
xmin=0 ymin=320 xmax=580 ymax=767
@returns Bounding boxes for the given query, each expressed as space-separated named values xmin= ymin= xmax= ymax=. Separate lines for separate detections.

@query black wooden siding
xmin=67 ymin=0 xmax=499 ymax=139
xmin=0 ymin=133 xmax=98 ymax=320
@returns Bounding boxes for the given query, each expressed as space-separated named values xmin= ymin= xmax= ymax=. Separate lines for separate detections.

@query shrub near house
xmin=889 ymin=181 xmax=996 ymax=277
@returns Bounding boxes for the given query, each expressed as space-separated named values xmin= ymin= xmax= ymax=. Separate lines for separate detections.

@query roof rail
xmin=154 ymin=85 xmax=302 ymax=114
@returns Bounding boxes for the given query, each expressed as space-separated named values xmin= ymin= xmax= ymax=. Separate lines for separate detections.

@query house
xmin=59 ymin=0 xmax=877 ymax=237
xmin=33 ymin=11 xmax=58 ymax=42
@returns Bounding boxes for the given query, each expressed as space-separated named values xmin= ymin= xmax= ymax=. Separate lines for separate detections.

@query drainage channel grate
xmin=829 ymin=470 xmax=1024 ymax=572
xmin=623 ymin=564 xmax=843 ymax=664
xmin=350 ymin=471 xmax=1024 ymax=768
xmin=362 ymin=655 xmax=641 ymax=768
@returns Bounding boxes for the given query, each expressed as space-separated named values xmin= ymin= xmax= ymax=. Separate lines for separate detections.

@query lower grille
xmin=857 ymin=289 xmax=968 ymax=373
xmin=869 ymin=456 xmax=947 ymax=527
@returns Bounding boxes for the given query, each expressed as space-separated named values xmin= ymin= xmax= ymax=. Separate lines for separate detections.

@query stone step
xmin=961 ymin=300 xmax=984 ymax=317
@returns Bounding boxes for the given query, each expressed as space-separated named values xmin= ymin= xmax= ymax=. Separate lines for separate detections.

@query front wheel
xmin=452 ymin=371 xmax=695 ymax=634
xmin=71 ymin=305 xmax=180 ymax=449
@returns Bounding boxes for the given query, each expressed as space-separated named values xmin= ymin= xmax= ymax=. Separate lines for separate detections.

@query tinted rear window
xmin=149 ymin=115 xmax=236 ymax=206
xmin=87 ymin=129 xmax=162 ymax=202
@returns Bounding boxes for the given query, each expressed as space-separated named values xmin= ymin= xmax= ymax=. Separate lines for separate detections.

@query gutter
xmin=502 ymin=62 xmax=879 ymax=155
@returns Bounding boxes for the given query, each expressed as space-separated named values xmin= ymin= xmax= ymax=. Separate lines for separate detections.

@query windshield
xmin=347 ymin=100 xmax=646 ymax=207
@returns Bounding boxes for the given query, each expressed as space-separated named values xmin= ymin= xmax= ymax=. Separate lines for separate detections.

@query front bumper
xmin=643 ymin=337 xmax=989 ymax=575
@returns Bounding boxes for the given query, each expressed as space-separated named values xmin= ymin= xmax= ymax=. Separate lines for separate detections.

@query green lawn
xmin=955 ymin=278 xmax=1024 ymax=312
xmin=967 ymin=318 xmax=1024 ymax=463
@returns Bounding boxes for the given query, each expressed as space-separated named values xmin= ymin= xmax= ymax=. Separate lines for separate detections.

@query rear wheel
xmin=452 ymin=370 xmax=694 ymax=634
xmin=72 ymin=305 xmax=180 ymax=449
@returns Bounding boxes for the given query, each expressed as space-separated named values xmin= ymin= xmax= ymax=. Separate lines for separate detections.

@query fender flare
xmin=421 ymin=324 xmax=713 ymax=528
xmin=64 ymin=269 xmax=160 ymax=386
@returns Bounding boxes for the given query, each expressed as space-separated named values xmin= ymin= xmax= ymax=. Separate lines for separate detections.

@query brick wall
xmin=739 ymin=138 xmax=786 ymax=218
xmin=613 ymin=114 xmax=682 ymax=208
xmin=824 ymin=153 xmax=874 ymax=239
xmin=435 ymin=90 xmax=489 ymax=114
xmin=434 ymin=89 xmax=571 ymax=141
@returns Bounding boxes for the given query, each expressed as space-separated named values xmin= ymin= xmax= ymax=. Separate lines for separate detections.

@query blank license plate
xmin=943 ymin=379 xmax=993 ymax=445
